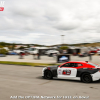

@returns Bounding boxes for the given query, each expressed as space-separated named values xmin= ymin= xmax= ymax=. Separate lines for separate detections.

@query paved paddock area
xmin=0 ymin=64 xmax=100 ymax=100
xmin=0 ymin=55 xmax=100 ymax=64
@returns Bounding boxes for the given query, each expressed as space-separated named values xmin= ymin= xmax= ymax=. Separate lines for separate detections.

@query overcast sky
xmin=0 ymin=0 xmax=100 ymax=45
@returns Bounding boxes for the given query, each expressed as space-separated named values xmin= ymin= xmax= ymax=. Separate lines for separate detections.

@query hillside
xmin=70 ymin=42 xmax=100 ymax=47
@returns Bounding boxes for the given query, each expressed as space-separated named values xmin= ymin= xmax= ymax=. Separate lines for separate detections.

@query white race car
xmin=42 ymin=61 xmax=100 ymax=83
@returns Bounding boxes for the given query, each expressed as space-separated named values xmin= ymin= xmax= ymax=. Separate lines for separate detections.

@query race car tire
xmin=44 ymin=70 xmax=53 ymax=79
xmin=81 ymin=73 xmax=92 ymax=83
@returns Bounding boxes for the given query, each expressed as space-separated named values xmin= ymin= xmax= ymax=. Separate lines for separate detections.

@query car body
xmin=90 ymin=49 xmax=97 ymax=54
xmin=97 ymin=50 xmax=100 ymax=55
xmin=79 ymin=52 xmax=89 ymax=57
xmin=42 ymin=61 xmax=100 ymax=83
xmin=8 ymin=51 xmax=18 ymax=55
xmin=45 ymin=50 xmax=59 ymax=56
xmin=28 ymin=47 xmax=38 ymax=55
xmin=0 ymin=54 xmax=6 ymax=57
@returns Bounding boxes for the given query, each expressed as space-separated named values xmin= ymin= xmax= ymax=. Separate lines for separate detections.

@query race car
xmin=42 ymin=61 xmax=100 ymax=83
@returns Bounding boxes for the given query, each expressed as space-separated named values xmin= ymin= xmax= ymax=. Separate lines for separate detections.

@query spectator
xmin=37 ymin=53 xmax=40 ymax=59
xmin=33 ymin=54 xmax=36 ymax=59
xmin=19 ymin=52 xmax=24 ymax=59
xmin=89 ymin=52 xmax=92 ymax=61
xmin=63 ymin=50 xmax=67 ymax=54
xmin=53 ymin=53 xmax=57 ymax=59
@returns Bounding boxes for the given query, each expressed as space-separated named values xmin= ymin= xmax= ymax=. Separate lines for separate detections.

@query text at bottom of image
xmin=10 ymin=96 xmax=89 ymax=99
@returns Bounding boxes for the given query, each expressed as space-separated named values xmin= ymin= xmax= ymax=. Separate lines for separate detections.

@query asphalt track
xmin=0 ymin=64 xmax=100 ymax=100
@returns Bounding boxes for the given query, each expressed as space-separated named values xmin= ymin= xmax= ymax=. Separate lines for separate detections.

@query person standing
xmin=37 ymin=53 xmax=40 ymax=59
xmin=19 ymin=52 xmax=24 ymax=59
xmin=37 ymin=49 xmax=41 ymax=59
xmin=33 ymin=54 xmax=36 ymax=59
xmin=89 ymin=52 xmax=92 ymax=61
xmin=53 ymin=53 xmax=57 ymax=59
xmin=63 ymin=50 xmax=67 ymax=54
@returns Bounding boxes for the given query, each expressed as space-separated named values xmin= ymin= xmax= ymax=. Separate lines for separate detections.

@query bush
xmin=0 ymin=45 xmax=3 ymax=48
xmin=0 ymin=49 xmax=8 ymax=55
xmin=19 ymin=46 xmax=25 ymax=49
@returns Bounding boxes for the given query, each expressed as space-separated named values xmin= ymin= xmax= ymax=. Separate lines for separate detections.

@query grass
xmin=0 ymin=61 xmax=58 ymax=67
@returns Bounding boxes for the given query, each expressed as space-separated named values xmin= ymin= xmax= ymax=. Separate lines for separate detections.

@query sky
xmin=0 ymin=0 xmax=100 ymax=45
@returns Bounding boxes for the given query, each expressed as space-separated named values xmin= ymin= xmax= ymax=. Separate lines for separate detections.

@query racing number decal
xmin=62 ymin=70 xmax=71 ymax=75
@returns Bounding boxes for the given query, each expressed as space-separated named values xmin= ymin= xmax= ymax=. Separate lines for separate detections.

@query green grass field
xmin=0 ymin=61 xmax=58 ymax=67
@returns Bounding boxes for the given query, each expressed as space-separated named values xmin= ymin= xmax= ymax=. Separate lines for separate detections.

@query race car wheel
xmin=81 ymin=73 xmax=92 ymax=83
xmin=44 ymin=70 xmax=53 ymax=79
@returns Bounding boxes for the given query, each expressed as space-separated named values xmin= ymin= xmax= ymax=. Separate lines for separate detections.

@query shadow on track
xmin=36 ymin=76 xmax=100 ymax=84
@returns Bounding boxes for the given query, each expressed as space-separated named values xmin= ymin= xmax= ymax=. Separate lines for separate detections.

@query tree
xmin=60 ymin=46 xmax=68 ymax=50
xmin=27 ymin=44 xmax=30 ymax=48
xmin=19 ymin=46 xmax=25 ymax=50
xmin=0 ymin=49 xmax=8 ymax=54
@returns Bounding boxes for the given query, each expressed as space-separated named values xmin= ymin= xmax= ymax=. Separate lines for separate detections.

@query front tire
xmin=44 ymin=70 xmax=53 ymax=79
xmin=81 ymin=73 xmax=92 ymax=83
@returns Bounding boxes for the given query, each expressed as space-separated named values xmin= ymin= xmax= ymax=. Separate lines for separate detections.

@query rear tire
xmin=44 ymin=70 xmax=53 ymax=79
xmin=81 ymin=73 xmax=92 ymax=83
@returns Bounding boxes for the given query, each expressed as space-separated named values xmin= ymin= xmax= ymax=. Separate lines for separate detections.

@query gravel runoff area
xmin=0 ymin=55 xmax=100 ymax=64
xmin=0 ymin=64 xmax=100 ymax=100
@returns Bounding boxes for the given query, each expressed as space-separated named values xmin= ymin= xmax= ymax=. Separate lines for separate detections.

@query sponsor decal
xmin=58 ymin=69 xmax=62 ymax=74
xmin=63 ymin=70 xmax=71 ymax=75
xmin=0 ymin=1 xmax=5 ymax=11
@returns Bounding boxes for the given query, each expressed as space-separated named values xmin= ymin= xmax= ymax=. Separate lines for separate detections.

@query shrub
xmin=0 ymin=49 xmax=8 ymax=55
